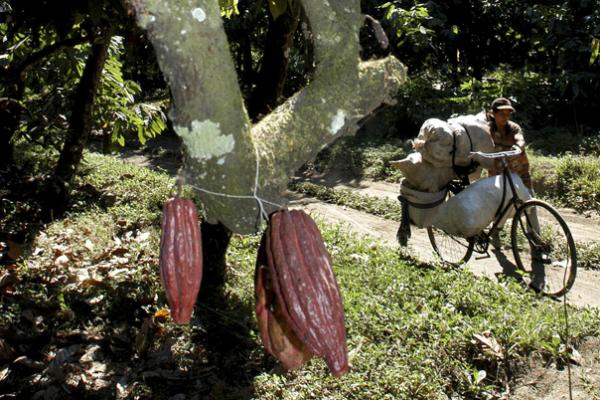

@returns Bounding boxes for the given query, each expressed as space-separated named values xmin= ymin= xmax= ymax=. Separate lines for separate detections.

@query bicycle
xmin=427 ymin=147 xmax=577 ymax=297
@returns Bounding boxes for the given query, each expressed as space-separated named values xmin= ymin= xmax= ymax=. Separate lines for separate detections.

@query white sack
xmin=400 ymin=181 xmax=446 ymax=228
xmin=401 ymin=173 xmax=532 ymax=237
xmin=413 ymin=114 xmax=494 ymax=168
xmin=392 ymin=152 xmax=457 ymax=193
xmin=429 ymin=173 xmax=532 ymax=238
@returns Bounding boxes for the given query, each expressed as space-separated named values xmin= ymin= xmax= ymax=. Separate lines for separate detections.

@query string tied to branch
xmin=181 ymin=144 xmax=283 ymax=231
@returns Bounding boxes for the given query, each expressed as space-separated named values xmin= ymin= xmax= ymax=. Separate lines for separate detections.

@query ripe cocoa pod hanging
xmin=254 ymin=209 xmax=349 ymax=377
xmin=159 ymin=197 xmax=203 ymax=324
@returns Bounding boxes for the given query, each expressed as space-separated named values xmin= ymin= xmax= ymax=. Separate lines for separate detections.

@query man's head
xmin=491 ymin=97 xmax=515 ymax=126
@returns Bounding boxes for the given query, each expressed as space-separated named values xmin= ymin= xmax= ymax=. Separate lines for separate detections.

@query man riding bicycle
xmin=476 ymin=97 xmax=533 ymax=193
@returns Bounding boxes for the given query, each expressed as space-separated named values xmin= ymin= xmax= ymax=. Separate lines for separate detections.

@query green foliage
xmin=0 ymin=0 xmax=166 ymax=169
xmin=95 ymin=36 xmax=167 ymax=148
xmin=381 ymin=2 xmax=432 ymax=47
xmin=362 ymin=1 xmax=600 ymax=132
xmin=577 ymin=241 xmax=600 ymax=271
xmin=550 ymin=155 xmax=600 ymax=213
xmin=394 ymin=67 xmax=571 ymax=132
xmin=267 ymin=0 xmax=289 ymax=20
xmin=590 ymin=37 xmax=600 ymax=66
xmin=219 ymin=0 xmax=240 ymax=18
xmin=310 ymin=136 xmax=408 ymax=182
xmin=529 ymin=152 xmax=600 ymax=214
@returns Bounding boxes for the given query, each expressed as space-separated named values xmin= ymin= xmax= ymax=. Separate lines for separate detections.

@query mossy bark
xmin=129 ymin=0 xmax=407 ymax=234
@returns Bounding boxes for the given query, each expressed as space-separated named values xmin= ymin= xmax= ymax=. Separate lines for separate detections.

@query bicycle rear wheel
xmin=511 ymin=199 xmax=577 ymax=297
xmin=427 ymin=226 xmax=475 ymax=266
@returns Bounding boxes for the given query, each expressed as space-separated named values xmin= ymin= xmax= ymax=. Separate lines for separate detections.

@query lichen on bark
xmin=129 ymin=0 xmax=407 ymax=234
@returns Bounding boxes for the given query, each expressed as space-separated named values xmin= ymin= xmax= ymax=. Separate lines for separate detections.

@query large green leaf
xmin=218 ymin=0 xmax=239 ymax=18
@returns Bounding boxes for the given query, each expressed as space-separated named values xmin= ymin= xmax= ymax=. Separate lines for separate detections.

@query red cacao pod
xmin=255 ymin=209 xmax=349 ymax=377
xmin=159 ymin=198 xmax=203 ymax=324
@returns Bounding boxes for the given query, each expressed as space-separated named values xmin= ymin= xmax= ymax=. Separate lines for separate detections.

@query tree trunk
xmin=129 ymin=0 xmax=406 ymax=234
xmin=47 ymin=36 xmax=110 ymax=217
xmin=247 ymin=0 xmax=302 ymax=120
xmin=0 ymin=78 xmax=25 ymax=171
xmin=0 ymin=96 xmax=20 ymax=170
xmin=199 ymin=221 xmax=232 ymax=298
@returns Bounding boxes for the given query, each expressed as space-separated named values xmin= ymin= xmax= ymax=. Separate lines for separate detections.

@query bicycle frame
xmin=428 ymin=147 xmax=577 ymax=295
xmin=470 ymin=150 xmax=529 ymax=254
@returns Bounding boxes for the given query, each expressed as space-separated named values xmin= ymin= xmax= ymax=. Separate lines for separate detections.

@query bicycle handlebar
xmin=472 ymin=146 xmax=522 ymax=159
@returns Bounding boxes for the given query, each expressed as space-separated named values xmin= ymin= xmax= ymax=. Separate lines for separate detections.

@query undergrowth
xmin=306 ymin=136 xmax=409 ymax=182
xmin=1 ymin=154 xmax=599 ymax=399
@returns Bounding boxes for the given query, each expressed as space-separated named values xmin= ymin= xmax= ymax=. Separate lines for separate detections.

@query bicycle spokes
xmin=511 ymin=200 xmax=577 ymax=297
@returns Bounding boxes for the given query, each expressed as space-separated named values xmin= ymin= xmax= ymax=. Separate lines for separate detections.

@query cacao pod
xmin=159 ymin=198 xmax=203 ymax=324
xmin=255 ymin=209 xmax=349 ymax=377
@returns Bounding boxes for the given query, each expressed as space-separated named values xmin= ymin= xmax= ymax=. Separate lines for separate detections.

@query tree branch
xmin=12 ymin=35 xmax=89 ymax=77
xmin=128 ymin=0 xmax=406 ymax=234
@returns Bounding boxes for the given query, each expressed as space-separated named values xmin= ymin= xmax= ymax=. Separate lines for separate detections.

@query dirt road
xmin=289 ymin=177 xmax=600 ymax=309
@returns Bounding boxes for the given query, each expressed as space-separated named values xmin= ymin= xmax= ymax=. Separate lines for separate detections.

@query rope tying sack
xmin=397 ymin=189 xmax=448 ymax=246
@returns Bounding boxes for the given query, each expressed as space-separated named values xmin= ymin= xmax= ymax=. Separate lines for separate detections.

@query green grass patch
xmin=231 ymin=225 xmax=600 ymax=399
xmin=308 ymin=136 xmax=409 ymax=182
xmin=73 ymin=153 xmax=177 ymax=230
xmin=290 ymin=181 xmax=403 ymax=220
xmin=529 ymin=152 xmax=600 ymax=214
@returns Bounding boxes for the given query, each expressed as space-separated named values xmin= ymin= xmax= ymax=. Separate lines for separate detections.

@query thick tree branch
xmin=129 ymin=0 xmax=406 ymax=234
xmin=48 ymin=35 xmax=111 ymax=216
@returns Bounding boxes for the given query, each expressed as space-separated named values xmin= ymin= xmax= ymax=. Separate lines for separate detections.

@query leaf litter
xmin=0 ymin=216 xmax=223 ymax=399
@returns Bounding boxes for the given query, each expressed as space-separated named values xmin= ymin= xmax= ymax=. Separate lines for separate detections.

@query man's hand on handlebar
xmin=467 ymin=151 xmax=487 ymax=165
xmin=468 ymin=146 xmax=522 ymax=161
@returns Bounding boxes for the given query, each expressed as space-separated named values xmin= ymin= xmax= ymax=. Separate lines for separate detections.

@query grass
xmin=235 ymin=223 xmax=600 ymax=399
xmin=534 ymin=154 xmax=600 ymax=214
xmin=2 ymin=153 xmax=600 ymax=399
xmin=290 ymin=181 xmax=403 ymax=221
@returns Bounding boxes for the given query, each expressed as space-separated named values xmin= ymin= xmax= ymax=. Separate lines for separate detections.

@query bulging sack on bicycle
xmin=401 ymin=174 xmax=532 ymax=238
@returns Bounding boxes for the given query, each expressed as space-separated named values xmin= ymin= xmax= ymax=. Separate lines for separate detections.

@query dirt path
xmin=290 ymin=177 xmax=600 ymax=310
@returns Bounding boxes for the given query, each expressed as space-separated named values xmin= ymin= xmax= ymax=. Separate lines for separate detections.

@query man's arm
xmin=510 ymin=121 xmax=526 ymax=149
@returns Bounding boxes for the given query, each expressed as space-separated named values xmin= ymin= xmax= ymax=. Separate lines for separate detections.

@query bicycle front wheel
xmin=427 ymin=226 xmax=474 ymax=266
xmin=511 ymin=199 xmax=577 ymax=297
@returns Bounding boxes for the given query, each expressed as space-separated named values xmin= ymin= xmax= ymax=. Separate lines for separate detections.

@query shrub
xmin=551 ymin=155 xmax=600 ymax=213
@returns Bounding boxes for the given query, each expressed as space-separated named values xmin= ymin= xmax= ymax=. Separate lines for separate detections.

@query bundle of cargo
xmin=390 ymin=115 xmax=530 ymax=244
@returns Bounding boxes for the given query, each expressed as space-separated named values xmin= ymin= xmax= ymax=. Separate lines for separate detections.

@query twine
xmin=180 ymin=145 xmax=284 ymax=228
